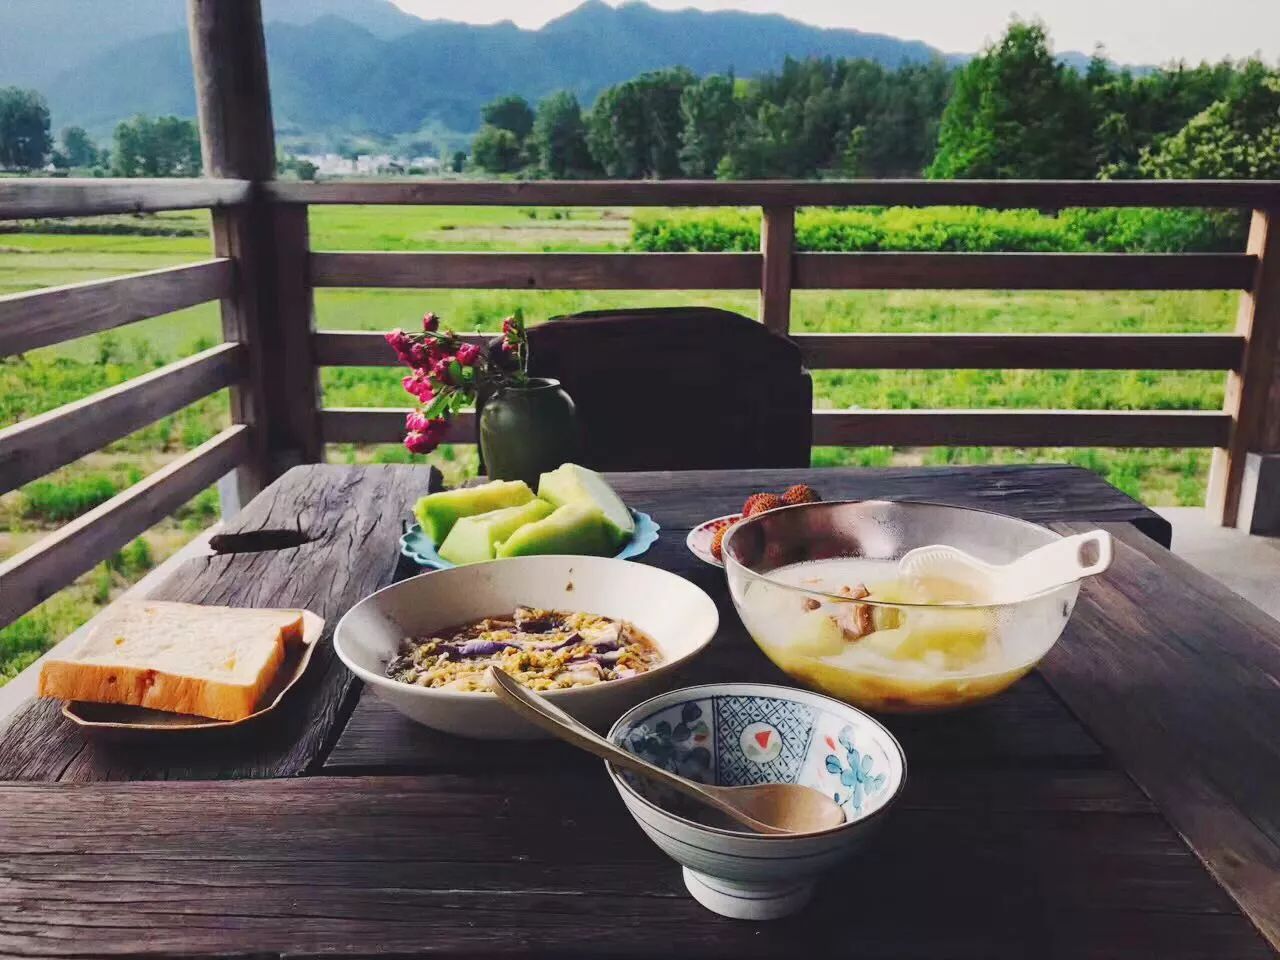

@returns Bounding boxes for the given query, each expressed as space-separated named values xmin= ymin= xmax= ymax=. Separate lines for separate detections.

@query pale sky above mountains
xmin=389 ymin=0 xmax=1280 ymax=65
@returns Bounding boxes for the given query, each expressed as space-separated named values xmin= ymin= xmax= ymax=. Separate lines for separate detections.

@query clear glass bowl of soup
xmin=722 ymin=500 xmax=1081 ymax=713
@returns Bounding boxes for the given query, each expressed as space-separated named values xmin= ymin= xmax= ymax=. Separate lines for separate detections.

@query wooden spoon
xmin=485 ymin=667 xmax=845 ymax=835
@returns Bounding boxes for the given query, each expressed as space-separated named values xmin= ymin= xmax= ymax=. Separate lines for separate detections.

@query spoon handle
xmin=484 ymin=668 xmax=783 ymax=834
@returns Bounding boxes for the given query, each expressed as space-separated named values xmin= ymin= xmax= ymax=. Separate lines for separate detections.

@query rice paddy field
xmin=0 ymin=202 xmax=1236 ymax=680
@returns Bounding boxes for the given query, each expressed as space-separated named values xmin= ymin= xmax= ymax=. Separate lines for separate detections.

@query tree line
xmin=0 ymin=89 xmax=201 ymax=176
xmin=472 ymin=21 xmax=1280 ymax=181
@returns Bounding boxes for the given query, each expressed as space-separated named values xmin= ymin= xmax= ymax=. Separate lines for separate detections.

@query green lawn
xmin=0 ymin=202 xmax=1239 ymax=680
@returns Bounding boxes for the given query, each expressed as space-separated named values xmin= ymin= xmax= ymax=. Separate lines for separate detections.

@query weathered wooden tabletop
xmin=2 ymin=464 xmax=1276 ymax=959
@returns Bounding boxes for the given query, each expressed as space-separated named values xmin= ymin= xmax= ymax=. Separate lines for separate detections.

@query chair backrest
xmin=520 ymin=307 xmax=812 ymax=472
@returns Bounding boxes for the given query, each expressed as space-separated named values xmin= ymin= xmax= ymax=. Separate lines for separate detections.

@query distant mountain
xmin=29 ymin=0 xmax=957 ymax=143
xmin=0 ymin=0 xmax=424 ymax=89
xmin=9 ymin=0 xmax=1110 ymax=148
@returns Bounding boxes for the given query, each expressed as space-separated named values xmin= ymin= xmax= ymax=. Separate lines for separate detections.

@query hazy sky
xmin=388 ymin=0 xmax=1280 ymax=64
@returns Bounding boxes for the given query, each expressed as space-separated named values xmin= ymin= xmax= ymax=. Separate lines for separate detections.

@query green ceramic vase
xmin=478 ymin=378 xmax=582 ymax=488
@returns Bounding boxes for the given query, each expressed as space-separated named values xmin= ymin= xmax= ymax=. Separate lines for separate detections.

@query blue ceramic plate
xmin=399 ymin=509 xmax=660 ymax=570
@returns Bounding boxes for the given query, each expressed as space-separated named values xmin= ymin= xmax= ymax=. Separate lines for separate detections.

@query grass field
xmin=0 ymin=203 xmax=1237 ymax=680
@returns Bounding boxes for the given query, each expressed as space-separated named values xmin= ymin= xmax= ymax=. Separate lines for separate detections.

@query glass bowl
xmin=722 ymin=500 xmax=1080 ymax=713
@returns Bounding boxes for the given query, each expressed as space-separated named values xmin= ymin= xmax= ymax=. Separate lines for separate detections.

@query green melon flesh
xmin=537 ymin=463 xmax=634 ymax=549
xmin=495 ymin=503 xmax=615 ymax=559
xmin=438 ymin=498 xmax=554 ymax=565
xmin=414 ymin=480 xmax=534 ymax=544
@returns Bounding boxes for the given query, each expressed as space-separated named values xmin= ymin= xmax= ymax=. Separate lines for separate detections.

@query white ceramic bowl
xmin=334 ymin=555 xmax=719 ymax=739
xmin=607 ymin=683 xmax=906 ymax=920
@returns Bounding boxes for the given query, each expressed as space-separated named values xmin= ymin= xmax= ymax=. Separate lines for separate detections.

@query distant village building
xmin=294 ymin=153 xmax=441 ymax=176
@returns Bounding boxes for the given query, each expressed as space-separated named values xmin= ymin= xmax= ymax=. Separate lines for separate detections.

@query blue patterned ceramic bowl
xmin=606 ymin=683 xmax=906 ymax=920
xmin=399 ymin=509 xmax=660 ymax=570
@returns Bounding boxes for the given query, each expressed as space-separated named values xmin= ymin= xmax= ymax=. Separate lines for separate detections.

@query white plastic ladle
xmin=897 ymin=529 xmax=1113 ymax=603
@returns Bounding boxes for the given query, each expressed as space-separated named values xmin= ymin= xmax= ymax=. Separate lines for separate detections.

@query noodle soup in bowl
xmin=723 ymin=501 xmax=1081 ymax=712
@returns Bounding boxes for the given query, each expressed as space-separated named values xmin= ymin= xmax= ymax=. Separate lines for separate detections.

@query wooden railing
xmin=2 ymin=175 xmax=1279 ymax=633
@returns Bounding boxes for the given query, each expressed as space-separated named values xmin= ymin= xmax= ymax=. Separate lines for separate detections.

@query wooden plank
xmin=311 ymin=251 xmax=761 ymax=289
xmin=313 ymin=329 xmax=489 ymax=366
xmin=321 ymin=407 xmax=475 ymax=444
xmin=0 ymin=425 xmax=249 ymax=630
xmin=592 ymin=466 xmax=1172 ymax=545
xmin=0 ymin=342 xmax=244 ymax=495
xmin=812 ymin=409 xmax=1231 ymax=447
xmin=0 ymin=775 xmax=1268 ymax=959
xmin=0 ymin=178 xmax=250 ymax=220
xmin=794 ymin=252 xmax=1256 ymax=290
xmin=1209 ymin=210 xmax=1280 ymax=524
xmin=266 ymin=178 xmax=1280 ymax=209
xmin=1042 ymin=521 xmax=1280 ymax=951
xmin=0 ymin=259 xmax=233 ymax=357
xmin=759 ymin=206 xmax=794 ymax=334
xmin=795 ymin=332 xmax=1245 ymax=370
xmin=0 ymin=463 xmax=442 ymax=781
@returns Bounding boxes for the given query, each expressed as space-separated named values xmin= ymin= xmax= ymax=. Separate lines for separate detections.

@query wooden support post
xmin=1209 ymin=209 xmax=1280 ymax=530
xmin=760 ymin=206 xmax=795 ymax=335
xmin=189 ymin=0 xmax=322 ymax=508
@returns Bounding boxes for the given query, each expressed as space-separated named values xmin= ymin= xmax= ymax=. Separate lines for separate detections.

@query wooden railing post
xmin=1209 ymin=208 xmax=1280 ymax=531
xmin=760 ymin=206 xmax=795 ymax=335
xmin=188 ymin=0 xmax=321 ymax=510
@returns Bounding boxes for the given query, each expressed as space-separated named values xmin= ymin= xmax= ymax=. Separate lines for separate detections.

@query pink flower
xmin=384 ymin=328 xmax=414 ymax=365
xmin=404 ymin=431 xmax=435 ymax=455
xmin=456 ymin=342 xmax=481 ymax=366
xmin=405 ymin=411 xmax=432 ymax=433
xmin=408 ymin=342 xmax=431 ymax=367
xmin=430 ymin=356 xmax=456 ymax=385
xmin=502 ymin=316 xmax=518 ymax=337
xmin=404 ymin=416 xmax=450 ymax=455
xmin=402 ymin=372 xmax=434 ymax=403
xmin=422 ymin=312 xmax=440 ymax=332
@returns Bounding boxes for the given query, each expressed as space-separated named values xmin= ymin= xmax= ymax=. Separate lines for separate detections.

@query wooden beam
xmin=191 ymin=0 xmax=321 ymax=503
xmin=313 ymin=330 xmax=489 ymax=366
xmin=1209 ymin=210 xmax=1280 ymax=525
xmin=266 ymin=179 xmax=1280 ymax=209
xmin=795 ymin=333 xmax=1245 ymax=371
xmin=0 ymin=425 xmax=249 ymax=630
xmin=310 ymin=252 xmax=761 ymax=289
xmin=320 ymin=409 xmax=476 ymax=445
xmin=759 ymin=206 xmax=794 ymax=334
xmin=0 ymin=178 xmax=250 ymax=220
xmin=812 ymin=409 xmax=1231 ymax=448
xmin=0 ymin=343 xmax=244 ymax=495
xmin=0 ymin=259 xmax=233 ymax=357
xmin=187 ymin=1 xmax=276 ymax=181
xmin=794 ymin=252 xmax=1255 ymax=291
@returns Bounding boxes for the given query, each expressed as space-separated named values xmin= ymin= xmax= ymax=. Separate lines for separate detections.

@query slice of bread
xmin=38 ymin=601 xmax=305 ymax=721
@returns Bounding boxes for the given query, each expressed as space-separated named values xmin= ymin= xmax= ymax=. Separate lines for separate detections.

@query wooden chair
xmin=513 ymin=307 xmax=812 ymax=472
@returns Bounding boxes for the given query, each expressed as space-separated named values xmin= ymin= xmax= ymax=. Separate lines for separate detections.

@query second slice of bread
xmin=38 ymin=601 xmax=305 ymax=721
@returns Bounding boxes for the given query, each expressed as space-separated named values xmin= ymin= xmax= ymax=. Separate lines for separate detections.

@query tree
xmin=0 ymin=87 xmax=52 ymax=170
xmin=1139 ymin=61 xmax=1280 ymax=179
xmin=587 ymin=67 xmax=696 ymax=178
xmin=111 ymin=115 xmax=201 ymax=177
xmin=60 ymin=126 xmax=100 ymax=168
xmin=450 ymin=150 xmax=466 ymax=173
xmin=926 ymin=21 xmax=1094 ymax=179
xmin=471 ymin=125 xmax=523 ymax=173
xmin=481 ymin=95 xmax=535 ymax=140
xmin=679 ymin=74 xmax=738 ymax=177
xmin=532 ymin=91 xmax=593 ymax=177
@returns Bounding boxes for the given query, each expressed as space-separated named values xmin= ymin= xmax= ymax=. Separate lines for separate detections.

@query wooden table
xmin=1 ymin=464 xmax=1276 ymax=958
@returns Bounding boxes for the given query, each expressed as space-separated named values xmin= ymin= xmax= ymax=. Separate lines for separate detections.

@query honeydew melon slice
xmin=537 ymin=463 xmax=634 ymax=549
xmin=495 ymin=503 xmax=615 ymax=559
xmin=438 ymin=498 xmax=555 ymax=565
xmin=413 ymin=479 xmax=534 ymax=544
